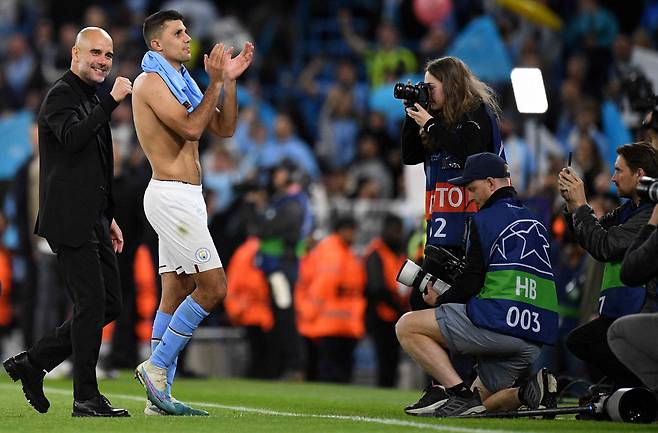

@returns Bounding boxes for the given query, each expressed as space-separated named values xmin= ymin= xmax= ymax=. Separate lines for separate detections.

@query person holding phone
xmin=558 ymin=142 xmax=658 ymax=390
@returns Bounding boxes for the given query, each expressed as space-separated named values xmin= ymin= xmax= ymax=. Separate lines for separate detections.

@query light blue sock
xmin=151 ymin=310 xmax=172 ymax=354
xmin=151 ymin=296 xmax=208 ymax=370
xmin=150 ymin=310 xmax=177 ymax=395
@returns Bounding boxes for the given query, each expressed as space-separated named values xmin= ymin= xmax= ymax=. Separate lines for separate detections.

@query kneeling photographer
xmin=398 ymin=56 xmax=505 ymax=414
xmin=396 ymin=153 xmax=558 ymax=417
xmin=607 ymin=176 xmax=658 ymax=397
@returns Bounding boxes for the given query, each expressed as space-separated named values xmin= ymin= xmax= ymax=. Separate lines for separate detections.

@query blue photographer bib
xmin=597 ymin=201 xmax=652 ymax=318
xmin=425 ymin=106 xmax=505 ymax=247
xmin=466 ymin=197 xmax=558 ymax=345
xmin=257 ymin=191 xmax=313 ymax=273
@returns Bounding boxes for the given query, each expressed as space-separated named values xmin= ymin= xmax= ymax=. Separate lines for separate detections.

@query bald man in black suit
xmin=3 ymin=27 xmax=132 ymax=417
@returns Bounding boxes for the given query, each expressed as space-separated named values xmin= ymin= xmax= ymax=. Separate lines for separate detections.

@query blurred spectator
xmin=555 ymin=78 xmax=583 ymax=146
xmin=316 ymin=60 xmax=365 ymax=169
xmin=3 ymin=34 xmax=36 ymax=109
xmin=203 ymin=142 xmax=248 ymax=217
xmin=296 ymin=217 xmax=365 ymax=383
xmin=565 ymin=0 xmax=619 ymax=51
xmin=572 ymin=134 xmax=609 ymax=197
xmin=224 ymin=237 xmax=273 ymax=378
xmin=82 ymin=5 xmax=108 ymax=28
xmin=233 ymin=107 xmax=269 ymax=160
xmin=363 ymin=214 xmax=407 ymax=387
xmin=53 ymin=23 xmax=78 ymax=78
xmin=563 ymin=98 xmax=609 ymax=165
xmin=31 ymin=19 xmax=59 ymax=84
xmin=347 ymin=133 xmax=394 ymax=199
xmin=501 ymin=115 xmax=534 ymax=195
xmin=339 ymin=10 xmax=417 ymax=89
xmin=161 ymin=0 xmax=219 ymax=41
xmin=260 ymin=114 xmax=320 ymax=180
xmin=255 ymin=161 xmax=312 ymax=380
xmin=418 ymin=24 xmax=450 ymax=64
xmin=565 ymin=0 xmax=619 ymax=98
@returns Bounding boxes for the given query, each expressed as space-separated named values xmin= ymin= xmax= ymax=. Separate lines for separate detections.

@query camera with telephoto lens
xmin=637 ymin=176 xmax=658 ymax=202
xmin=393 ymin=81 xmax=431 ymax=109
xmin=396 ymin=245 xmax=465 ymax=296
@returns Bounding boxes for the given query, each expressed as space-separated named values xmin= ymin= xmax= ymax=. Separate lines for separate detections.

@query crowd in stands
xmin=1 ymin=0 xmax=657 ymax=390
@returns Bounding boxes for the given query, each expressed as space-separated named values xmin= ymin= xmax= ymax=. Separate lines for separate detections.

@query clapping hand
xmin=204 ymin=43 xmax=227 ymax=83
xmin=223 ymin=42 xmax=255 ymax=81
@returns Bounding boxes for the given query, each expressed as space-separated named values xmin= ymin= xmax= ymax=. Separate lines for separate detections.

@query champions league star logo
xmin=489 ymin=219 xmax=552 ymax=276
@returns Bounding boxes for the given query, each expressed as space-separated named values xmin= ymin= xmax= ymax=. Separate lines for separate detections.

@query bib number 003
xmin=506 ymin=306 xmax=540 ymax=332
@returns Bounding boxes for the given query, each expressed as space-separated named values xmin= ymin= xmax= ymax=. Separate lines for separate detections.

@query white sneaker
xmin=144 ymin=400 xmax=168 ymax=416
xmin=135 ymin=360 xmax=179 ymax=414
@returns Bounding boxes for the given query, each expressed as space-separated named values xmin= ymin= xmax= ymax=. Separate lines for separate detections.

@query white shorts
xmin=143 ymin=179 xmax=222 ymax=275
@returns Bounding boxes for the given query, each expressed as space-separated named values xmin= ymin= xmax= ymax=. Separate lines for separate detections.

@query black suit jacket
xmin=35 ymin=71 xmax=117 ymax=247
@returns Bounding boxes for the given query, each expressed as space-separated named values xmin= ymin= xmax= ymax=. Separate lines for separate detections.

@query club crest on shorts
xmin=195 ymin=247 xmax=211 ymax=263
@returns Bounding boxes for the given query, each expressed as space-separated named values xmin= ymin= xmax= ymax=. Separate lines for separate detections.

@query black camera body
xmin=620 ymin=67 xmax=658 ymax=113
xmin=637 ymin=176 xmax=658 ymax=202
xmin=393 ymin=81 xmax=431 ymax=109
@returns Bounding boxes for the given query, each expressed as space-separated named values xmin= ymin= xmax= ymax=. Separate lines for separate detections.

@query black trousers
xmin=28 ymin=215 xmax=122 ymax=400
xmin=369 ymin=319 xmax=400 ymax=387
xmin=267 ymin=261 xmax=304 ymax=377
xmin=567 ymin=316 xmax=644 ymax=388
xmin=317 ymin=337 xmax=357 ymax=383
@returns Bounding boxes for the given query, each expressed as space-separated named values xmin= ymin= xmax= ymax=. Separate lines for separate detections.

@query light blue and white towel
xmin=141 ymin=50 xmax=203 ymax=112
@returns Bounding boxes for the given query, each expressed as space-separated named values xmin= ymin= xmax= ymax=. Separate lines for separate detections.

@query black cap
xmin=448 ymin=152 xmax=510 ymax=186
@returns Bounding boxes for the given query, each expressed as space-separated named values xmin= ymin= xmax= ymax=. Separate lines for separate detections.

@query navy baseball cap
xmin=448 ymin=152 xmax=510 ymax=186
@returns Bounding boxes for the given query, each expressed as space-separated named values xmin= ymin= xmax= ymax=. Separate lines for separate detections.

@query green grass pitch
xmin=1 ymin=371 xmax=657 ymax=433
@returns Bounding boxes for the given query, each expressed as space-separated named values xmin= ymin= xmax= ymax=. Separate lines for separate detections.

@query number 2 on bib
xmin=430 ymin=217 xmax=447 ymax=238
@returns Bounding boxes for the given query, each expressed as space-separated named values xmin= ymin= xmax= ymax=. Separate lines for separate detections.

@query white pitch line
xmin=0 ymin=384 xmax=537 ymax=433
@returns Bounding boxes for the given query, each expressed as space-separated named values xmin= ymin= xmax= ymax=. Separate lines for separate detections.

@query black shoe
xmin=404 ymin=383 xmax=449 ymax=415
xmin=72 ymin=395 xmax=130 ymax=417
xmin=425 ymin=388 xmax=486 ymax=418
xmin=520 ymin=368 xmax=558 ymax=410
xmin=3 ymin=352 xmax=49 ymax=413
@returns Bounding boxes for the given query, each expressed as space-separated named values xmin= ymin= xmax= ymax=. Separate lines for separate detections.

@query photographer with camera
xmin=558 ymin=142 xmax=658 ymax=390
xmin=606 ymin=178 xmax=658 ymax=397
xmin=397 ymin=56 xmax=505 ymax=414
xmin=398 ymin=56 xmax=505 ymax=306
xmin=396 ymin=153 xmax=558 ymax=417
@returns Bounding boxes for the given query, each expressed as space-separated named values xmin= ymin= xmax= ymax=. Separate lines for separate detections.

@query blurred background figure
xmin=255 ymin=160 xmax=313 ymax=379
xmin=363 ymin=214 xmax=407 ymax=387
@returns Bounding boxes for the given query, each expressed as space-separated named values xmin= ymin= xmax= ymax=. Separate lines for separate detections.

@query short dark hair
xmin=143 ymin=10 xmax=184 ymax=48
xmin=616 ymin=142 xmax=658 ymax=178
xmin=333 ymin=215 xmax=357 ymax=231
